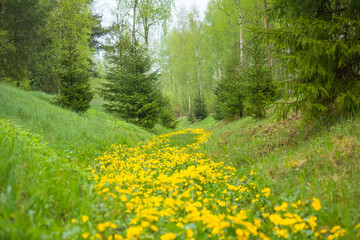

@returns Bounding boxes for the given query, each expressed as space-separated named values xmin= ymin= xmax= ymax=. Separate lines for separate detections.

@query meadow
xmin=1 ymin=83 xmax=359 ymax=239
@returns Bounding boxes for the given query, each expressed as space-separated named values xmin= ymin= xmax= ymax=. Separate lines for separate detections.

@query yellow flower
xmin=176 ymin=222 xmax=184 ymax=229
xmin=274 ymin=227 xmax=289 ymax=239
xmin=71 ymin=218 xmax=76 ymax=223
xmin=186 ymin=229 xmax=194 ymax=238
xmin=261 ymin=188 xmax=271 ymax=197
xmin=82 ymin=232 xmax=90 ymax=239
xmin=114 ymin=234 xmax=123 ymax=240
xmin=259 ymin=232 xmax=270 ymax=240
xmin=307 ymin=216 xmax=317 ymax=231
xmin=235 ymin=228 xmax=250 ymax=238
xmin=254 ymin=219 xmax=261 ymax=228
xmin=311 ymin=198 xmax=321 ymax=211
xmin=97 ymin=223 xmax=105 ymax=232
xmin=160 ymin=232 xmax=177 ymax=240
xmin=95 ymin=233 xmax=102 ymax=240
xmin=150 ymin=225 xmax=158 ymax=232
xmin=274 ymin=202 xmax=288 ymax=212
xmin=141 ymin=221 xmax=150 ymax=227
xmin=126 ymin=226 xmax=143 ymax=239
xmin=82 ymin=215 xmax=89 ymax=223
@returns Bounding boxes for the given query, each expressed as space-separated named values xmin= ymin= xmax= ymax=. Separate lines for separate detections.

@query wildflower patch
xmin=72 ymin=129 xmax=356 ymax=239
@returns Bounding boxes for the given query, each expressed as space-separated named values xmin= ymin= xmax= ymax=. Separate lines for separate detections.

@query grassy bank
xmin=0 ymin=83 xmax=154 ymax=239
xmin=1 ymin=83 xmax=359 ymax=238
xmin=0 ymin=83 xmax=153 ymax=162
xmin=182 ymin=114 xmax=360 ymax=236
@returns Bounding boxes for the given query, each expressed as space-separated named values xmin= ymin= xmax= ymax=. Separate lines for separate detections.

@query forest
xmin=0 ymin=0 xmax=360 ymax=239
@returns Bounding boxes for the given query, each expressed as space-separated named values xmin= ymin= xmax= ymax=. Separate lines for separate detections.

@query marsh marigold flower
xmin=160 ymin=232 xmax=177 ymax=240
xmin=261 ymin=188 xmax=271 ymax=197
xmin=82 ymin=232 xmax=90 ymax=239
xmin=311 ymin=198 xmax=321 ymax=211
xmin=82 ymin=215 xmax=89 ymax=223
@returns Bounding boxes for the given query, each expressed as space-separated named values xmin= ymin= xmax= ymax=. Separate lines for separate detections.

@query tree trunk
xmin=132 ymin=0 xmax=138 ymax=47
xmin=263 ymin=0 xmax=271 ymax=67
xmin=0 ymin=3 xmax=2 ymax=29
xmin=187 ymin=76 xmax=191 ymax=115
xmin=67 ymin=7 xmax=72 ymax=86
xmin=14 ymin=15 xmax=20 ymax=87
xmin=198 ymin=55 xmax=203 ymax=108
xmin=186 ymin=64 xmax=191 ymax=115
xmin=144 ymin=0 xmax=149 ymax=54
xmin=235 ymin=0 xmax=244 ymax=62
xmin=58 ymin=0 xmax=63 ymax=96
xmin=239 ymin=13 xmax=243 ymax=62
xmin=214 ymin=51 xmax=220 ymax=82
xmin=116 ymin=15 xmax=123 ymax=70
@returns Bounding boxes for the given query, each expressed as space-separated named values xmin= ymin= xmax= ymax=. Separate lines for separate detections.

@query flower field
xmin=70 ymin=129 xmax=358 ymax=240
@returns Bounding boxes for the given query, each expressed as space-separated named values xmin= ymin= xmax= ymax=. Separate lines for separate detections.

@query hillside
xmin=182 ymin=114 xmax=360 ymax=236
xmin=0 ymin=84 xmax=155 ymax=239
xmin=1 ymin=84 xmax=360 ymax=239
xmin=0 ymin=83 xmax=154 ymax=162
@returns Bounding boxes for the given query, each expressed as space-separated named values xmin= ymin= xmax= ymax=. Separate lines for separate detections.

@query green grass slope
xmin=183 ymin=114 xmax=360 ymax=236
xmin=0 ymin=83 xmax=153 ymax=162
xmin=0 ymin=83 xmax=155 ymax=239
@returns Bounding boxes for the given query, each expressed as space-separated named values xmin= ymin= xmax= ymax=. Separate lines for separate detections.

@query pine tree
xmin=0 ymin=0 xmax=47 ymax=88
xmin=101 ymin=39 xmax=163 ymax=129
xmin=268 ymin=0 xmax=360 ymax=120
xmin=214 ymin=47 xmax=245 ymax=120
xmin=56 ymin=0 xmax=94 ymax=112
xmin=244 ymin=36 xmax=276 ymax=119
xmin=194 ymin=94 xmax=208 ymax=121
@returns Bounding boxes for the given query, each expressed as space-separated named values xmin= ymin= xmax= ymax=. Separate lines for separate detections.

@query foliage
xmin=101 ymin=41 xmax=162 ymax=129
xmin=214 ymin=48 xmax=245 ymax=120
xmin=65 ymin=128 xmax=356 ymax=239
xmin=267 ymin=0 xmax=360 ymax=121
xmin=158 ymin=96 xmax=178 ymax=129
xmin=243 ymin=36 xmax=276 ymax=119
xmin=0 ymin=0 xmax=49 ymax=88
xmin=1 ymin=83 xmax=360 ymax=239
xmin=160 ymin=8 xmax=210 ymax=116
xmin=194 ymin=95 xmax=208 ymax=121
xmin=0 ymin=83 xmax=151 ymax=160
xmin=55 ymin=0 xmax=94 ymax=112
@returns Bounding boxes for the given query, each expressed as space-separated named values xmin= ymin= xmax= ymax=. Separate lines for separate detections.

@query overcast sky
xmin=93 ymin=0 xmax=210 ymax=27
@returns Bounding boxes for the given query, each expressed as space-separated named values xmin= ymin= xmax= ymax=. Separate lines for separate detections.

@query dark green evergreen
xmin=57 ymin=49 xmax=93 ymax=112
xmin=0 ymin=0 xmax=49 ymax=88
xmin=193 ymin=95 xmax=208 ymax=120
xmin=244 ymin=37 xmax=276 ymax=119
xmin=158 ymin=96 xmax=178 ymax=129
xmin=56 ymin=0 xmax=94 ymax=113
xmin=214 ymin=48 xmax=245 ymax=120
xmin=101 ymin=40 xmax=163 ymax=129
xmin=268 ymin=0 xmax=360 ymax=120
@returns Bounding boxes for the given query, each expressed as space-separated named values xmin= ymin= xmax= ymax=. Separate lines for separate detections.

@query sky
xmin=93 ymin=0 xmax=210 ymax=27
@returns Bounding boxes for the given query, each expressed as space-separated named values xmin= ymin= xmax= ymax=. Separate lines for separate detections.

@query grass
xmin=0 ymin=83 xmax=155 ymax=239
xmin=182 ymin=114 xmax=360 ymax=236
xmin=0 ymin=83 xmax=153 ymax=162
xmin=0 ymin=119 xmax=99 ymax=239
xmin=1 ymin=83 xmax=359 ymax=238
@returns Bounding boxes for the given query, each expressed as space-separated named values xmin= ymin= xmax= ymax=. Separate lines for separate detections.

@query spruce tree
xmin=101 ymin=39 xmax=163 ymax=129
xmin=214 ymin=47 xmax=245 ymax=120
xmin=0 ymin=0 xmax=47 ymax=88
xmin=56 ymin=0 xmax=94 ymax=112
xmin=268 ymin=0 xmax=360 ymax=120
xmin=244 ymin=36 xmax=276 ymax=119
xmin=194 ymin=94 xmax=208 ymax=121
